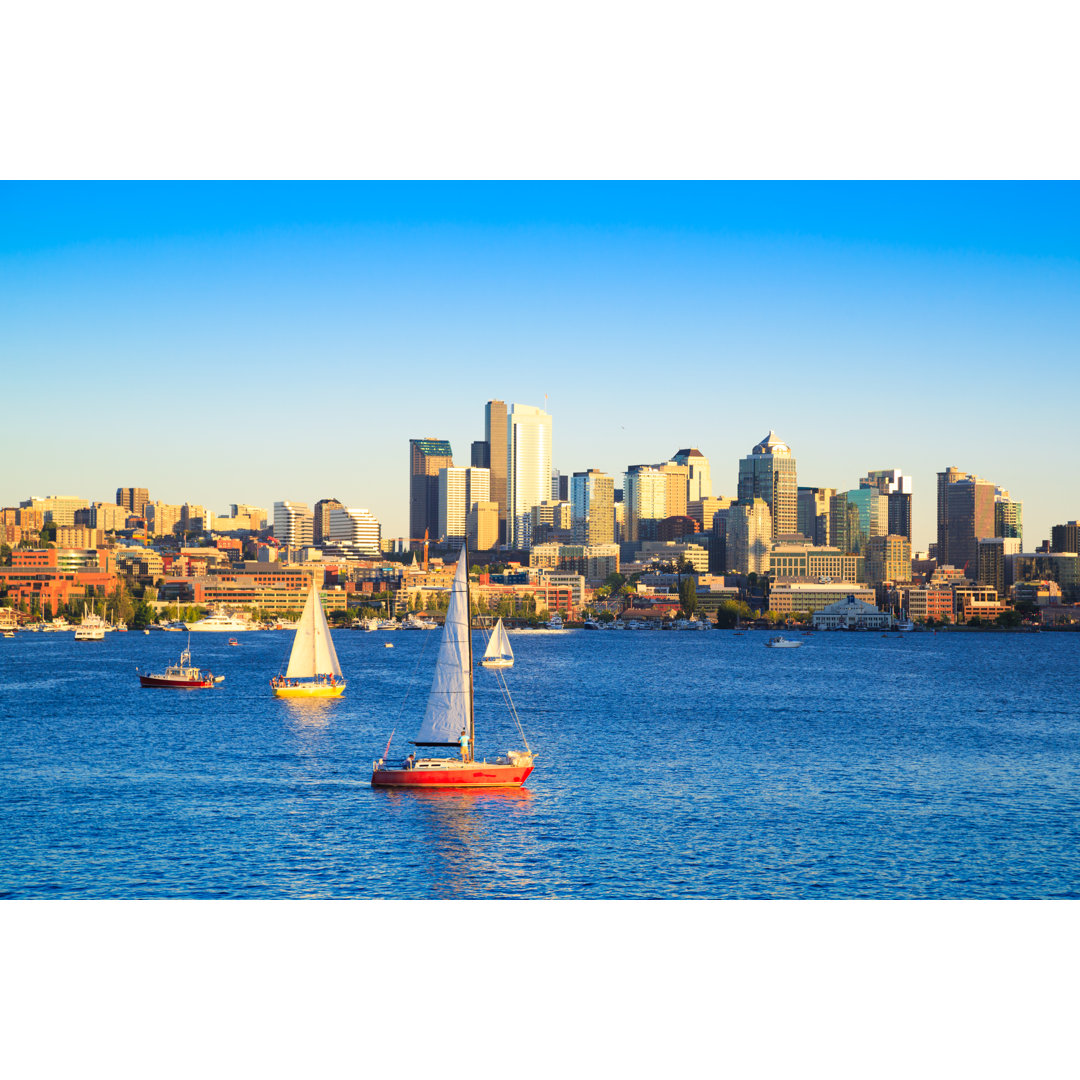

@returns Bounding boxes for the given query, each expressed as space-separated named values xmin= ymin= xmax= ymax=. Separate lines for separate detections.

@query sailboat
xmin=372 ymin=541 xmax=534 ymax=789
xmin=480 ymin=617 xmax=514 ymax=669
xmin=270 ymin=581 xmax=346 ymax=697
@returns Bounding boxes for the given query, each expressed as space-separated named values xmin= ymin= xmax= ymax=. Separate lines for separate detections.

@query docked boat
xmin=75 ymin=604 xmax=107 ymax=641
xmin=546 ymin=613 xmax=564 ymax=630
xmin=138 ymin=637 xmax=223 ymax=688
xmin=480 ymin=617 xmax=514 ymax=669
xmin=372 ymin=541 xmax=534 ymax=789
xmin=187 ymin=609 xmax=254 ymax=633
xmin=402 ymin=613 xmax=438 ymax=630
xmin=765 ymin=635 xmax=802 ymax=648
xmin=270 ymin=582 xmax=346 ymax=698
xmin=583 ymin=618 xmax=601 ymax=630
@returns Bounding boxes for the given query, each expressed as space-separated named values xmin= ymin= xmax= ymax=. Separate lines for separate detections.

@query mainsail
xmin=285 ymin=582 xmax=343 ymax=679
xmin=483 ymin=618 xmax=513 ymax=663
xmin=414 ymin=547 xmax=472 ymax=746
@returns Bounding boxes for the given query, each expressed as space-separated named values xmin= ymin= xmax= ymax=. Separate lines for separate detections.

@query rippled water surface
xmin=1 ymin=627 xmax=1078 ymax=898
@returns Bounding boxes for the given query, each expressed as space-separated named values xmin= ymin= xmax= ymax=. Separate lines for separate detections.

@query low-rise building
xmin=812 ymin=595 xmax=893 ymax=630
xmin=769 ymin=581 xmax=877 ymax=615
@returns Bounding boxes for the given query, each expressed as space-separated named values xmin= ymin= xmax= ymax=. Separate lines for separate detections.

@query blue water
xmin=1 ymin=627 xmax=1078 ymax=899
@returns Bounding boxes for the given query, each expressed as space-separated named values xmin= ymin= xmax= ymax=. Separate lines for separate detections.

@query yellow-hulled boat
xmin=271 ymin=581 xmax=346 ymax=698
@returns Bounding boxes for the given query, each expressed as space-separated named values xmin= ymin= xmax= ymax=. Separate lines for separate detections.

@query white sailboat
xmin=480 ymin=617 xmax=514 ymax=669
xmin=270 ymin=581 xmax=346 ymax=697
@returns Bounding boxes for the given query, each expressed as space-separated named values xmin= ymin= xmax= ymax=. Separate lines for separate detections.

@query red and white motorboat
xmin=138 ymin=638 xmax=224 ymax=689
xmin=372 ymin=540 xmax=535 ymax=790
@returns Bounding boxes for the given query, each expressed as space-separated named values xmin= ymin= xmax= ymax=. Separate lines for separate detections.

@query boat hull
xmin=139 ymin=674 xmax=215 ymax=688
xmin=371 ymin=763 xmax=533 ymax=789
xmin=273 ymin=683 xmax=345 ymax=698
xmin=480 ymin=659 xmax=513 ymax=669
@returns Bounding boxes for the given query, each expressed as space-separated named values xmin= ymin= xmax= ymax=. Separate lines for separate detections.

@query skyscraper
xmin=727 ymin=498 xmax=772 ymax=574
xmin=484 ymin=401 xmax=509 ymax=545
xmin=797 ymin=486 xmax=836 ymax=546
xmin=830 ymin=488 xmax=887 ymax=557
xmin=273 ymin=501 xmax=314 ymax=550
xmin=994 ymin=489 xmax=1023 ymax=546
xmin=936 ymin=466 xmax=972 ymax=564
xmin=438 ymin=467 xmax=491 ymax=550
xmin=328 ymin=507 xmax=381 ymax=555
xmin=570 ymin=470 xmax=615 ymax=545
xmin=672 ymin=449 xmax=712 ymax=502
xmin=410 ymin=438 xmax=453 ymax=547
xmin=313 ymin=498 xmax=343 ymax=547
xmin=116 ymin=487 xmax=150 ymax=517
xmin=623 ymin=465 xmax=667 ymax=542
xmin=861 ymin=469 xmax=912 ymax=542
xmin=655 ymin=461 xmax=690 ymax=519
xmin=507 ymin=403 xmax=552 ymax=548
xmin=737 ymin=432 xmax=797 ymax=538
xmin=945 ymin=477 xmax=996 ymax=577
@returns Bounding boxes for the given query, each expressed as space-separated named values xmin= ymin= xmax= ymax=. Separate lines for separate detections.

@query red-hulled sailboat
xmin=371 ymin=540 xmax=535 ymax=789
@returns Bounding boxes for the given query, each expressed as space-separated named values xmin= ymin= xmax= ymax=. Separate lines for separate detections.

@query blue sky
xmin=1 ymin=181 xmax=1077 ymax=548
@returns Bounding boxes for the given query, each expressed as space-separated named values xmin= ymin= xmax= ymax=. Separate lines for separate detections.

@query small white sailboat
xmin=480 ymin=617 xmax=514 ymax=669
xmin=270 ymin=581 xmax=346 ymax=697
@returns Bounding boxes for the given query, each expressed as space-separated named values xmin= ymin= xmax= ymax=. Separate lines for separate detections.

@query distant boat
xmin=270 ymin=582 xmax=346 ymax=698
xmin=546 ymin=613 xmax=564 ymax=630
xmin=583 ymin=619 xmax=601 ymax=630
xmin=228 ymin=637 xmax=239 ymax=646
xmin=138 ymin=636 xmax=223 ymax=688
xmin=765 ymin=635 xmax=802 ymax=649
xmin=896 ymin=618 xmax=914 ymax=632
xmin=187 ymin=609 xmax=254 ymax=633
xmin=372 ymin=541 xmax=534 ymax=789
xmin=480 ymin=617 xmax=514 ymax=669
xmin=75 ymin=604 xmax=106 ymax=641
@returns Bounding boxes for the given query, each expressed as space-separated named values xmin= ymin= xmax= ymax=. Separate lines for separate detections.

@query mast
xmin=465 ymin=538 xmax=474 ymax=762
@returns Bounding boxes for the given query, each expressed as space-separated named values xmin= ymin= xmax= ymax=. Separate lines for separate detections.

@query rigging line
xmin=492 ymin=665 xmax=531 ymax=754
xmin=387 ymin=617 xmax=439 ymax=739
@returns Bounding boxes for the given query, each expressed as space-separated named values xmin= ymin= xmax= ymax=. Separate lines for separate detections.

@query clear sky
xmin=1 ymin=181 xmax=1077 ymax=549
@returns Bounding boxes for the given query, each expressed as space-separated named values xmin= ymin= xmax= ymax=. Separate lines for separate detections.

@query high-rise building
xmin=944 ymin=476 xmax=996 ymax=577
xmin=861 ymin=470 xmax=912 ymax=542
xmin=147 ymin=501 xmax=183 ymax=537
xmin=830 ymin=489 xmax=887 ymax=557
xmin=410 ymin=438 xmax=454 ymax=547
xmin=737 ymin=431 xmax=797 ymax=538
xmin=471 ymin=440 xmax=490 ymax=468
xmin=994 ymin=490 xmax=1023 ymax=546
xmin=797 ymin=486 xmax=836 ymax=546
xmin=116 ymin=487 xmax=150 ymax=517
xmin=230 ymin=504 xmax=268 ymax=529
xmin=181 ymin=504 xmax=208 ymax=533
xmin=688 ymin=496 xmax=734 ymax=534
xmin=328 ymin=507 xmax=381 ymax=555
xmin=484 ymin=401 xmax=509 ymax=545
xmin=623 ymin=465 xmax=667 ymax=542
xmin=21 ymin=495 xmax=90 ymax=527
xmin=655 ymin=461 xmax=690 ymax=519
xmin=507 ymin=403 xmax=552 ymax=548
xmin=467 ymin=501 xmax=499 ymax=551
xmin=867 ymin=535 xmax=912 ymax=584
xmin=313 ymin=498 xmax=344 ymax=546
xmin=672 ymin=449 xmax=712 ymax=502
xmin=978 ymin=537 xmax=1021 ymax=595
xmin=439 ymin=467 xmax=491 ymax=550
xmin=570 ymin=470 xmax=615 ymax=545
xmin=1051 ymin=521 xmax=1080 ymax=554
xmin=727 ymin=498 xmax=772 ymax=574
xmin=274 ymin=501 xmax=314 ymax=550
xmin=936 ymin=467 xmax=973 ymax=565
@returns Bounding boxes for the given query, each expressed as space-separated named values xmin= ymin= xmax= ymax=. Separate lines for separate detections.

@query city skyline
xmin=2 ymin=182 xmax=1078 ymax=547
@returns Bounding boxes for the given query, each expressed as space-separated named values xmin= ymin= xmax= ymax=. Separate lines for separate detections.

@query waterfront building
xmin=977 ymin=537 xmax=1021 ymax=595
xmin=726 ymin=498 xmax=772 ymax=574
xmin=737 ymin=431 xmax=797 ymax=538
xmin=116 ymin=488 xmax=150 ymax=517
xmin=409 ymin=438 xmax=454 ymax=546
xmin=672 ymin=448 xmax=712 ymax=502
xmin=1008 ymin=552 xmax=1079 ymax=594
xmin=860 ymin=470 xmax=912 ymax=542
xmin=902 ymin=586 xmax=955 ymax=623
xmin=1051 ymin=521 xmax=1080 ymax=554
xmin=273 ymin=501 xmax=314 ymax=551
xmin=507 ymin=403 xmax=552 ymax=549
xmin=623 ymin=465 xmax=667 ymax=542
xmin=797 ymin=487 xmax=835 ymax=546
xmin=570 ymin=470 xmax=615 ymax=545
xmin=769 ymin=582 xmax=877 ymax=616
xmin=867 ymin=534 xmax=912 ymax=584
xmin=327 ymin=507 xmax=381 ymax=555
xmin=1010 ymin=579 xmax=1063 ymax=607
xmin=768 ymin=542 xmax=862 ymax=584
xmin=438 ymin=467 xmax=491 ymax=550
xmin=811 ymin=594 xmax=893 ymax=630
xmin=313 ymin=498 xmax=344 ymax=547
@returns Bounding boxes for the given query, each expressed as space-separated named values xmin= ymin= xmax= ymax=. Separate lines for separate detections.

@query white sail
xmin=414 ymin=548 xmax=471 ymax=745
xmin=483 ymin=618 xmax=513 ymax=662
xmin=285 ymin=583 xmax=343 ymax=678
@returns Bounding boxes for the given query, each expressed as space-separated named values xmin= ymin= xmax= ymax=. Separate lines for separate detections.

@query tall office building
xmin=737 ymin=431 xmax=797 ymax=538
xmin=146 ymin=501 xmax=182 ymax=537
xmin=861 ymin=470 xmax=912 ymax=542
xmin=313 ymin=498 xmax=344 ymax=546
xmin=727 ymin=498 xmax=772 ymax=574
xmin=328 ymin=507 xmax=381 ymax=555
xmin=551 ymin=470 xmax=569 ymax=502
xmin=22 ymin=495 xmax=90 ymax=527
xmin=655 ymin=461 xmax=690 ymax=519
xmin=438 ymin=467 xmax=491 ymax=550
xmin=570 ymin=470 xmax=615 ymax=545
xmin=936 ymin=467 xmax=973 ymax=565
xmin=273 ymin=501 xmax=314 ymax=550
xmin=484 ymin=400 xmax=509 ymax=545
xmin=830 ymin=489 xmax=887 ymax=557
xmin=410 ymin=438 xmax=453 ymax=547
xmin=623 ymin=465 xmax=668 ymax=542
xmin=116 ymin=487 xmax=150 ymax=517
xmin=1051 ymin=521 xmax=1080 ymax=554
xmin=978 ymin=537 xmax=1021 ymax=594
xmin=994 ymin=490 xmax=1023 ymax=546
xmin=672 ymin=449 xmax=712 ymax=502
xmin=797 ymin=486 xmax=836 ymax=546
xmin=507 ymin=403 xmax=552 ymax=548
xmin=945 ymin=477 xmax=996 ymax=577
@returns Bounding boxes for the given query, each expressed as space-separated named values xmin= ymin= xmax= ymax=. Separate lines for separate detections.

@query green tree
xmin=995 ymin=609 xmax=1023 ymax=629
xmin=605 ymin=572 xmax=626 ymax=593
xmin=0 ymin=543 xmax=11 ymax=566
xmin=678 ymin=575 xmax=698 ymax=617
